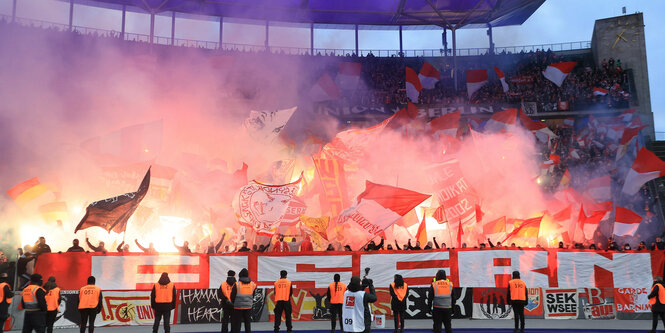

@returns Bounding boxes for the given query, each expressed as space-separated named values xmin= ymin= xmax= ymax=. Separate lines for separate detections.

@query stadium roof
xmin=90 ymin=0 xmax=546 ymax=29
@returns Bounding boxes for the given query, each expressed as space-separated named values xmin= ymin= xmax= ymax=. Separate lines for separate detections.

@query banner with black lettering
xmin=544 ymin=289 xmax=578 ymax=319
xmin=472 ymin=288 xmax=513 ymax=319
xmin=179 ymin=289 xmax=267 ymax=323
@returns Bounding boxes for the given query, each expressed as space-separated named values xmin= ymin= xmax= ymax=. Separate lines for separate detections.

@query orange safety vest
xmin=0 ymin=282 xmax=12 ymax=304
xmin=328 ymin=282 xmax=346 ymax=304
xmin=274 ymin=278 xmax=292 ymax=302
xmin=45 ymin=287 xmax=60 ymax=311
xmin=433 ymin=280 xmax=452 ymax=295
xmin=21 ymin=285 xmax=44 ymax=311
xmin=220 ymin=281 xmax=234 ymax=300
xmin=78 ymin=285 xmax=101 ymax=309
xmin=508 ymin=279 xmax=527 ymax=301
xmin=650 ymin=283 xmax=665 ymax=305
xmin=390 ymin=282 xmax=408 ymax=302
xmin=154 ymin=282 xmax=174 ymax=303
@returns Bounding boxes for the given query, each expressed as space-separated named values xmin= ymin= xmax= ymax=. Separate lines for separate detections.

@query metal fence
xmin=1 ymin=14 xmax=591 ymax=57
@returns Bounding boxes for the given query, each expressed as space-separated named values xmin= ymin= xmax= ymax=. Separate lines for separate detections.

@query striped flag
xmin=38 ymin=201 xmax=69 ymax=223
xmin=613 ymin=206 xmax=642 ymax=236
xmin=542 ymin=62 xmax=577 ymax=87
xmin=585 ymin=175 xmax=611 ymax=202
xmin=7 ymin=177 xmax=56 ymax=209
xmin=405 ymin=66 xmax=422 ymax=102
xmin=621 ymin=147 xmax=665 ymax=195
xmin=416 ymin=214 xmax=428 ymax=245
xmin=466 ymin=69 xmax=488 ymax=98
xmin=336 ymin=62 xmax=362 ymax=89
xmin=418 ymin=62 xmax=440 ymax=89
xmin=494 ymin=66 xmax=509 ymax=92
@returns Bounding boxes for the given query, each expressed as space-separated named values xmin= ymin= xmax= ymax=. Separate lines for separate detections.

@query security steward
xmin=389 ymin=275 xmax=407 ymax=333
xmin=507 ymin=271 xmax=527 ymax=333
xmin=218 ymin=270 xmax=236 ymax=333
xmin=151 ymin=273 xmax=176 ymax=333
xmin=648 ymin=276 xmax=665 ymax=333
xmin=273 ymin=270 xmax=293 ymax=333
xmin=326 ymin=274 xmax=346 ymax=333
xmin=21 ymin=274 xmax=47 ymax=333
xmin=78 ymin=276 xmax=102 ymax=333
xmin=428 ymin=270 xmax=453 ymax=333
xmin=230 ymin=268 xmax=256 ymax=333
xmin=0 ymin=273 xmax=14 ymax=333
xmin=43 ymin=277 xmax=61 ymax=333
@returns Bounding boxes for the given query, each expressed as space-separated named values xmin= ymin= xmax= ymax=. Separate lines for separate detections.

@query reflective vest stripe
xmin=78 ymin=285 xmax=101 ymax=309
xmin=328 ymin=282 xmax=346 ymax=304
xmin=390 ymin=282 xmax=407 ymax=302
xmin=21 ymin=285 xmax=43 ymax=311
xmin=234 ymin=281 xmax=256 ymax=309
xmin=509 ymin=279 xmax=526 ymax=301
xmin=274 ymin=278 xmax=291 ymax=302
xmin=154 ymin=282 xmax=174 ymax=303
xmin=45 ymin=288 xmax=60 ymax=311
xmin=432 ymin=280 xmax=452 ymax=308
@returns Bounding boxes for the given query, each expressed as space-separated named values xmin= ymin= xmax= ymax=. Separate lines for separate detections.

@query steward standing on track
xmin=218 ymin=270 xmax=236 ymax=333
xmin=43 ymin=277 xmax=61 ymax=333
xmin=151 ymin=273 xmax=176 ymax=333
xmin=231 ymin=268 xmax=256 ymax=333
xmin=326 ymin=274 xmax=346 ymax=333
xmin=428 ymin=270 xmax=453 ymax=333
xmin=0 ymin=273 xmax=14 ymax=333
xmin=21 ymin=274 xmax=46 ymax=333
xmin=273 ymin=270 xmax=293 ymax=333
xmin=507 ymin=271 xmax=527 ymax=333
xmin=342 ymin=276 xmax=376 ymax=333
xmin=648 ymin=276 xmax=665 ymax=333
xmin=389 ymin=275 xmax=407 ymax=333
xmin=78 ymin=276 xmax=102 ymax=333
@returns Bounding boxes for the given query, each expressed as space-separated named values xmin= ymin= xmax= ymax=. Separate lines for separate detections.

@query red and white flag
xmin=309 ymin=73 xmax=341 ymax=102
xmin=579 ymin=206 xmax=606 ymax=240
xmin=542 ymin=62 xmax=577 ymax=87
xmin=234 ymin=176 xmax=302 ymax=236
xmin=336 ymin=62 xmax=362 ymax=89
xmin=613 ymin=206 xmax=642 ymax=236
xmin=585 ymin=175 xmax=611 ymax=202
xmin=484 ymin=108 xmax=517 ymax=132
xmin=621 ymin=147 xmax=665 ymax=195
xmin=337 ymin=181 xmax=430 ymax=250
xmin=519 ymin=110 xmax=556 ymax=144
xmin=418 ymin=62 xmax=440 ymax=89
xmin=619 ymin=108 xmax=636 ymax=123
xmin=405 ymin=66 xmax=422 ymax=102
xmin=466 ymin=69 xmax=488 ymax=98
xmin=593 ymin=87 xmax=609 ymax=96
xmin=616 ymin=125 xmax=646 ymax=161
xmin=427 ymin=110 xmax=460 ymax=138
xmin=494 ymin=66 xmax=509 ymax=92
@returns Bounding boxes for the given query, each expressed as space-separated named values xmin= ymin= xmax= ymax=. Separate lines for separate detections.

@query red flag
xmin=502 ymin=216 xmax=543 ymax=243
xmin=419 ymin=62 xmax=440 ymax=89
xmin=405 ymin=67 xmax=422 ymax=102
xmin=457 ymin=220 xmax=464 ymax=247
xmin=613 ymin=206 xmax=642 ymax=236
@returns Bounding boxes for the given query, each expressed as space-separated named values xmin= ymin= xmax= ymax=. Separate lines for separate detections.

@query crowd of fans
xmin=0 ymin=17 xmax=634 ymax=114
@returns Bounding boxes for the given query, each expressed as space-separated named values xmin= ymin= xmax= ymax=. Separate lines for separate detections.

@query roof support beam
xmin=454 ymin=0 xmax=487 ymax=29
xmin=171 ymin=11 xmax=176 ymax=45
xmin=121 ymin=5 xmax=126 ymax=40
xmin=354 ymin=24 xmax=359 ymax=55
xmin=400 ymin=13 xmax=445 ymax=28
xmin=391 ymin=0 xmax=407 ymax=24
xmin=68 ymin=0 xmax=74 ymax=31
xmin=424 ymin=0 xmax=454 ymax=29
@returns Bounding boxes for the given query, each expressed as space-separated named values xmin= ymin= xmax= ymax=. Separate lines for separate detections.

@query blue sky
xmin=1 ymin=0 xmax=663 ymax=132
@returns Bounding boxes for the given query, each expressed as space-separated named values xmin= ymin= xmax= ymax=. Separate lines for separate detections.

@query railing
xmin=1 ymin=14 xmax=592 ymax=57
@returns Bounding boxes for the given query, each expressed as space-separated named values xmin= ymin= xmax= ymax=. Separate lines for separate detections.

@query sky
xmin=1 ymin=0 xmax=663 ymax=131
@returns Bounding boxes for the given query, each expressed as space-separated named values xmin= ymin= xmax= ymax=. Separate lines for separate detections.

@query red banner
xmin=313 ymin=158 xmax=349 ymax=217
xmin=34 ymin=250 xmax=665 ymax=291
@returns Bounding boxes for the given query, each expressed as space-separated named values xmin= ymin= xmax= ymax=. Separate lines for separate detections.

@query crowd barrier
xmin=3 ymin=249 xmax=662 ymax=330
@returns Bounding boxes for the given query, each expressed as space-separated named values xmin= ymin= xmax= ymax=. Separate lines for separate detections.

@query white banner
xmin=256 ymin=254 xmax=353 ymax=289
xmin=360 ymin=252 xmax=450 ymax=287
xmin=544 ymin=289 xmax=578 ymax=319
xmin=208 ymin=255 xmax=249 ymax=288
xmin=91 ymin=255 xmax=203 ymax=290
